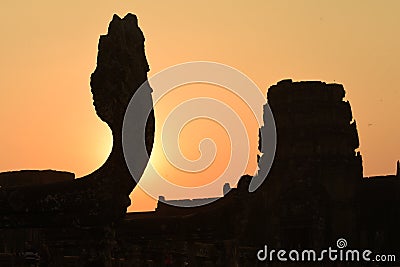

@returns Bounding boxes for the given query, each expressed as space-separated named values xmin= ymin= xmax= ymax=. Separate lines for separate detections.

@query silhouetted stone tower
xmin=0 ymin=14 xmax=154 ymax=228
xmin=256 ymin=79 xmax=363 ymax=248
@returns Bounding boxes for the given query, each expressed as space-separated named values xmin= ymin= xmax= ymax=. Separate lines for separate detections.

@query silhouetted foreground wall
xmin=0 ymin=170 xmax=74 ymax=188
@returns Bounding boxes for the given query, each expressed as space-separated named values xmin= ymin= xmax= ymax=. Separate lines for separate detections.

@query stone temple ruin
xmin=0 ymin=13 xmax=399 ymax=267
xmin=0 ymin=13 xmax=154 ymax=228
xmin=0 ymin=13 xmax=155 ymax=266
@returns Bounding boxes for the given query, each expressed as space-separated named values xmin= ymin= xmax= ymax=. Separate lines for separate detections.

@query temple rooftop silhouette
xmin=0 ymin=14 xmax=399 ymax=267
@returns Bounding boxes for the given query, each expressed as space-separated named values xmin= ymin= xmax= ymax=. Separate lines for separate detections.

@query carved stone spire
xmin=0 ymin=13 xmax=154 ymax=228
xmin=91 ymin=14 xmax=150 ymax=131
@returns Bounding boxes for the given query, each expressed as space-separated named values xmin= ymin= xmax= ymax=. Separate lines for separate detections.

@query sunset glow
xmin=0 ymin=1 xmax=399 ymax=212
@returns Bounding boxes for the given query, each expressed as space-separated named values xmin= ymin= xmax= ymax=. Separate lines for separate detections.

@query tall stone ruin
xmin=0 ymin=13 xmax=154 ymax=228
xmin=253 ymin=79 xmax=363 ymax=248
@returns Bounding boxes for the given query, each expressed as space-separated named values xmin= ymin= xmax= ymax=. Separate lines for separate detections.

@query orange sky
xmin=131 ymin=80 xmax=262 ymax=211
xmin=0 ymin=1 xmax=399 ymax=211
